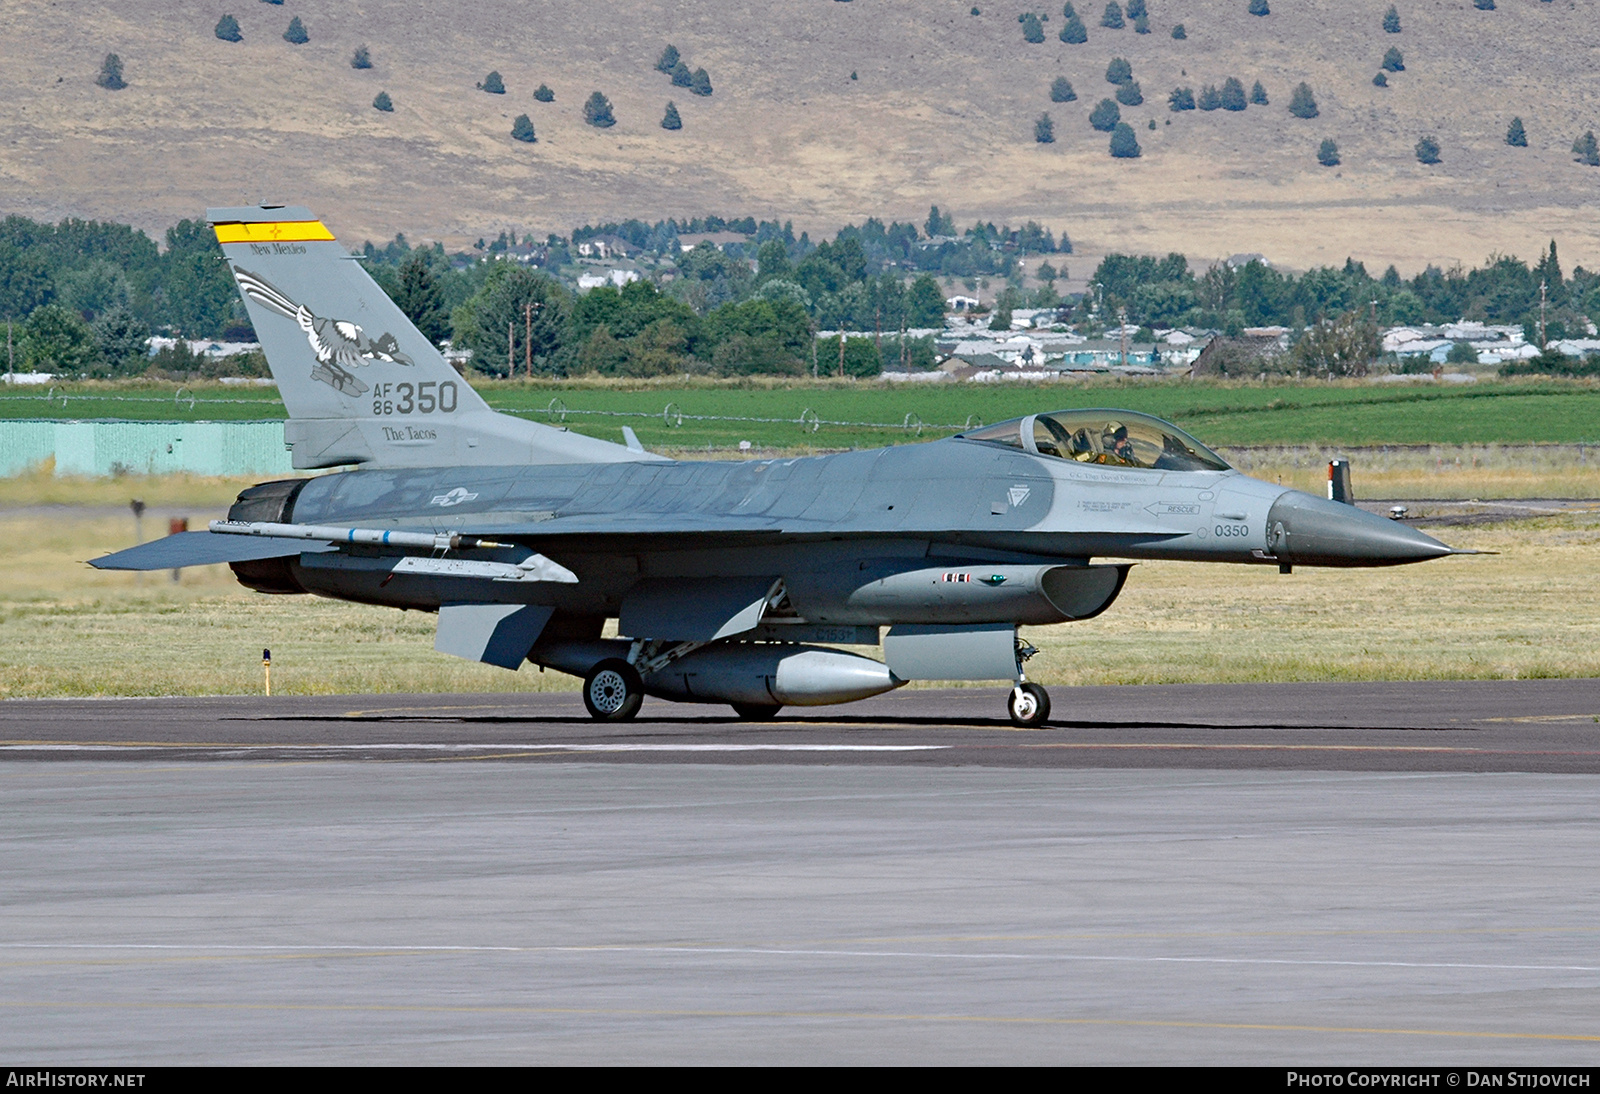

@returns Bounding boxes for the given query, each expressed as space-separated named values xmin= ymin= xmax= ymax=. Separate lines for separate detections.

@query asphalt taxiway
xmin=4 ymin=682 xmax=1599 ymax=1064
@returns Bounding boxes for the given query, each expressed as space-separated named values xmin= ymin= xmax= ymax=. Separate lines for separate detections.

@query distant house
xmin=676 ymin=232 xmax=748 ymax=252
xmin=576 ymin=269 xmax=641 ymax=291
xmin=1226 ymin=252 xmax=1269 ymax=268
xmin=575 ymin=235 xmax=640 ymax=260
xmin=945 ymin=294 xmax=980 ymax=311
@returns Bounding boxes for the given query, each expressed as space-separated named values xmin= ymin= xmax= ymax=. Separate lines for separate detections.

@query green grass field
xmin=5 ymin=377 xmax=1600 ymax=452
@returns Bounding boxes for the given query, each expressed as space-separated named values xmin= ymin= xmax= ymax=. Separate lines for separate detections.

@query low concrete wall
xmin=1 ymin=420 xmax=293 ymax=477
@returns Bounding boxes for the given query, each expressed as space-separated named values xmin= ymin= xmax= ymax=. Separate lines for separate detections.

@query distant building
xmin=575 ymin=235 xmax=640 ymax=260
xmin=676 ymin=232 xmax=748 ymax=252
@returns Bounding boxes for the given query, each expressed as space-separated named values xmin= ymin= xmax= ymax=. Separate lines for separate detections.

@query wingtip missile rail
xmin=208 ymin=519 xmax=512 ymax=553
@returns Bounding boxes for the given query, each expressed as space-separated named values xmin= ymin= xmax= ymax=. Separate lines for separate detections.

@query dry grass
xmin=1 ymin=508 xmax=1595 ymax=699
xmin=5 ymin=2 xmax=1599 ymax=273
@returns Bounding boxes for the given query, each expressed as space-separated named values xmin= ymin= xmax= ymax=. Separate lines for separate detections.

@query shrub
xmin=1060 ymin=14 xmax=1088 ymax=41
xmin=690 ymin=67 xmax=713 ymax=96
xmin=1021 ymin=12 xmax=1045 ymax=42
xmin=1035 ymin=113 xmax=1055 ymax=143
xmin=1249 ymin=0 xmax=1269 ymax=14
xmin=1373 ymin=71 xmax=1388 ymax=88
xmin=351 ymin=45 xmax=372 ymax=69
xmin=1101 ymin=2 xmax=1124 ymax=29
xmin=1415 ymin=136 xmax=1441 ymax=164
xmin=533 ymin=83 xmax=554 ymax=102
xmin=1169 ymin=86 xmax=1195 ymax=111
xmin=1198 ymin=85 xmax=1222 ymax=111
xmin=511 ymin=114 xmax=536 ymax=142
xmin=1171 ymin=23 xmax=1186 ymax=38
xmin=1106 ymin=57 xmax=1132 ymax=85
xmin=215 ymin=15 xmax=242 ymax=42
xmin=1288 ymin=82 xmax=1318 ymax=118
xmin=1383 ymin=5 xmax=1401 ymax=32
xmin=1220 ymin=77 xmax=1246 ymax=111
xmin=479 ymin=71 xmax=505 ymax=94
xmin=1109 ymin=121 xmax=1141 ymax=157
xmin=585 ymin=91 xmax=616 ymax=128
xmin=1116 ymin=81 xmax=1143 ymax=106
xmin=662 ymin=101 xmax=682 ymax=130
xmin=1089 ymin=98 xmax=1121 ymax=131
xmin=283 ymin=16 xmax=308 ymax=44
xmin=96 ymin=53 xmax=125 ymax=90
xmin=1317 ymin=138 xmax=1340 ymax=166
xmin=1250 ymin=81 xmax=1269 ymax=105
xmin=1050 ymin=76 xmax=1077 ymax=102
xmin=1575 ymin=131 xmax=1600 ymax=166
xmin=656 ymin=45 xmax=680 ymax=73
xmin=1506 ymin=117 xmax=1527 ymax=147
xmin=1382 ymin=47 xmax=1404 ymax=72
xmin=1473 ymin=0 xmax=1494 ymax=9
xmin=373 ymin=91 xmax=393 ymax=112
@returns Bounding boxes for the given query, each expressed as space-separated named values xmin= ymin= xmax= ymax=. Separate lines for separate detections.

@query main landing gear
xmin=1008 ymin=682 xmax=1051 ymax=728
xmin=583 ymin=659 xmax=643 ymax=721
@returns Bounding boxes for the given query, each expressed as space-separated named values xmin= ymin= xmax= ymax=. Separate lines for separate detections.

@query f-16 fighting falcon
xmin=93 ymin=205 xmax=1465 ymax=726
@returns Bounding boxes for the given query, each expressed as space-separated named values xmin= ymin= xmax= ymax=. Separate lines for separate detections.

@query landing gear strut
xmin=1008 ymin=682 xmax=1051 ymax=727
xmin=583 ymin=659 xmax=643 ymax=721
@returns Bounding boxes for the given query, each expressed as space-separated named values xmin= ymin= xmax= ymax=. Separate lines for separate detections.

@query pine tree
xmin=394 ymin=253 xmax=449 ymax=347
xmin=1050 ymin=76 xmax=1077 ymax=102
xmin=1060 ymin=14 xmax=1088 ymax=42
xmin=1171 ymin=23 xmax=1186 ymax=39
xmin=533 ymin=83 xmax=554 ymax=102
xmin=1220 ymin=77 xmax=1246 ymax=111
xmin=1106 ymin=57 xmax=1132 ymax=85
xmin=1198 ymin=84 xmax=1222 ymax=111
xmin=511 ymin=114 xmax=537 ymax=142
xmin=96 ymin=54 xmax=125 ymax=90
xmin=1109 ymin=121 xmax=1141 ymax=158
xmin=1101 ymin=2 xmax=1124 ymax=29
xmin=1250 ymin=81 xmax=1269 ymax=105
xmin=1021 ymin=12 xmax=1045 ymax=42
xmin=1382 ymin=47 xmax=1404 ymax=72
xmin=1288 ymin=83 xmax=1318 ymax=118
xmin=1373 ymin=71 xmax=1388 ymax=88
xmin=585 ymin=91 xmax=616 ymax=128
xmin=1089 ymin=98 xmax=1121 ymax=131
xmin=1168 ymin=86 xmax=1195 ymax=111
xmin=1505 ymin=117 xmax=1527 ymax=147
xmin=1415 ymin=136 xmax=1441 ymax=164
xmin=656 ymin=45 xmax=680 ymax=73
xmin=479 ymin=71 xmax=505 ymax=94
xmin=1116 ymin=80 xmax=1143 ymax=106
xmin=283 ymin=16 xmax=308 ymax=44
xmin=670 ymin=60 xmax=692 ymax=87
xmin=690 ymin=68 xmax=713 ymax=96
xmin=661 ymin=101 xmax=682 ymax=130
xmin=1383 ymin=5 xmax=1401 ymax=32
xmin=351 ymin=46 xmax=372 ymax=69
xmin=1134 ymin=14 xmax=1150 ymax=32
xmin=1035 ymin=113 xmax=1056 ymax=143
xmin=372 ymin=91 xmax=393 ymax=112
xmin=215 ymin=15 xmax=242 ymax=42
xmin=1125 ymin=0 xmax=1145 ymax=16
xmin=1575 ymin=131 xmax=1600 ymax=167
xmin=1249 ymin=0 xmax=1269 ymax=14
xmin=1318 ymin=138 xmax=1340 ymax=166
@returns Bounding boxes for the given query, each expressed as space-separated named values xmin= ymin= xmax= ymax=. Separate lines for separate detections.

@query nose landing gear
xmin=1008 ymin=682 xmax=1051 ymax=727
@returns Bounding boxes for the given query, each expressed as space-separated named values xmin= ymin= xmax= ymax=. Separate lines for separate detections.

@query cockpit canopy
xmin=958 ymin=409 xmax=1231 ymax=472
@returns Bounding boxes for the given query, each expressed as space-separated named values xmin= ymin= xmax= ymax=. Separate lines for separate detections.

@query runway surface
xmin=1 ymin=679 xmax=1598 ymax=771
xmin=5 ymin=681 xmax=1600 ymax=1064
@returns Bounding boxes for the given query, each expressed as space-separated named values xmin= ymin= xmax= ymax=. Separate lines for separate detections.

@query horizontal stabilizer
xmin=90 ymin=532 xmax=336 ymax=571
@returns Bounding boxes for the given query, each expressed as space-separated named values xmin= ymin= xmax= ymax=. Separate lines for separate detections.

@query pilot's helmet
xmin=1105 ymin=420 xmax=1128 ymax=440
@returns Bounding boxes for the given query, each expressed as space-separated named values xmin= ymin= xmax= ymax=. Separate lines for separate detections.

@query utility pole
xmin=1119 ymin=306 xmax=1128 ymax=368
xmin=1540 ymin=280 xmax=1548 ymax=348
xmin=524 ymin=301 xmax=533 ymax=378
xmin=508 ymin=320 xmax=514 ymax=376
xmin=6 ymin=319 xmax=11 ymax=380
xmin=838 ymin=329 xmax=846 ymax=378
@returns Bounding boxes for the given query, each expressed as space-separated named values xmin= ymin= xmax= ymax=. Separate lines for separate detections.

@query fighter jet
xmin=93 ymin=206 xmax=1464 ymax=725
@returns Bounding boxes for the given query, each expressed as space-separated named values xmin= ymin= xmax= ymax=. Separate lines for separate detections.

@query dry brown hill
xmin=5 ymin=0 xmax=1599 ymax=273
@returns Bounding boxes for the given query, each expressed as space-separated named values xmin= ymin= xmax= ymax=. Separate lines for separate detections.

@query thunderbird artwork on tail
xmin=94 ymin=205 xmax=1470 ymax=725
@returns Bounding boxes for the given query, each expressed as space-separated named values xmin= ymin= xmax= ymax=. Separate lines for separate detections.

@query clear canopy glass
xmin=959 ymin=409 xmax=1231 ymax=472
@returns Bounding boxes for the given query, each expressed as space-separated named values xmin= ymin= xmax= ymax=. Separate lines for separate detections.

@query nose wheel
xmin=1008 ymin=682 xmax=1051 ymax=727
xmin=583 ymin=659 xmax=643 ymax=721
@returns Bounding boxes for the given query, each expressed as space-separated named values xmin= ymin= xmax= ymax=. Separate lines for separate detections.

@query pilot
xmin=1104 ymin=422 xmax=1136 ymax=464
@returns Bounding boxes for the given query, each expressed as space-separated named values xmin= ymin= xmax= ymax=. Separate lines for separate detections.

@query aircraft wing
xmin=90 ymin=532 xmax=338 ymax=571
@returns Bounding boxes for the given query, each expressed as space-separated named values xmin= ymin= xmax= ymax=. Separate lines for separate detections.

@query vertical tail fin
xmin=207 ymin=204 xmax=653 ymax=469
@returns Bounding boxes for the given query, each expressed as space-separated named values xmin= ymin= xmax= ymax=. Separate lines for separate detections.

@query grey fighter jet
xmin=94 ymin=206 xmax=1464 ymax=725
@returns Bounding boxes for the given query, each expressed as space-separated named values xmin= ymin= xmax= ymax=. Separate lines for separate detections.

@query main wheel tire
xmin=730 ymin=702 xmax=782 ymax=721
xmin=583 ymin=659 xmax=643 ymax=721
xmin=1007 ymin=682 xmax=1051 ymax=727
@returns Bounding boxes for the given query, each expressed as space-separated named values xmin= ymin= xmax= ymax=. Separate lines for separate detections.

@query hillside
xmin=5 ymin=0 xmax=1599 ymax=273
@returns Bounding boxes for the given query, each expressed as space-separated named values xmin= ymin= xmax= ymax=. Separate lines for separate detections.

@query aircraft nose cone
xmin=1266 ymin=490 xmax=1455 ymax=567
